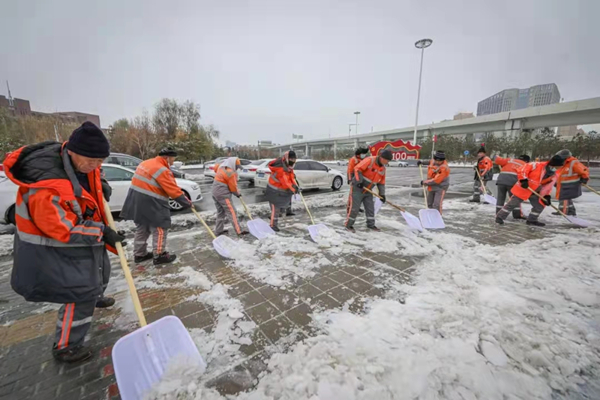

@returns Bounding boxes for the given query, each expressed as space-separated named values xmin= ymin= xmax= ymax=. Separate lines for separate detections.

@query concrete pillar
xmin=354 ymin=138 xmax=359 ymax=148
xmin=333 ymin=141 xmax=338 ymax=160
xmin=279 ymin=148 xmax=282 ymax=157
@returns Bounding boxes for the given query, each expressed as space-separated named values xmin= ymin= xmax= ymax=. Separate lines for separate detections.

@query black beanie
xmin=379 ymin=150 xmax=393 ymax=160
xmin=287 ymin=150 xmax=297 ymax=159
xmin=518 ymin=154 xmax=531 ymax=163
xmin=548 ymin=155 xmax=565 ymax=167
xmin=158 ymin=147 xmax=178 ymax=157
xmin=433 ymin=151 xmax=446 ymax=161
xmin=66 ymin=122 xmax=110 ymax=158
xmin=477 ymin=146 xmax=486 ymax=154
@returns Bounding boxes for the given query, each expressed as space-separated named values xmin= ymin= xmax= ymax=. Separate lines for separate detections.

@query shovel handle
xmin=583 ymin=183 xmax=600 ymax=197
xmin=102 ymin=199 xmax=147 ymax=327
xmin=298 ymin=191 xmax=316 ymax=225
xmin=239 ymin=197 xmax=253 ymax=220
xmin=191 ymin=206 xmax=217 ymax=240
xmin=362 ymin=187 xmax=406 ymax=212
xmin=418 ymin=164 xmax=428 ymax=208
xmin=475 ymin=168 xmax=490 ymax=195
xmin=527 ymin=187 xmax=567 ymax=217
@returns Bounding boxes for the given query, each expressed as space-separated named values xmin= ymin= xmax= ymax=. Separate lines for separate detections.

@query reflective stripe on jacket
xmin=3 ymin=141 xmax=113 ymax=303
xmin=510 ymin=161 xmax=556 ymax=200
xmin=347 ymin=156 xmax=360 ymax=181
xmin=556 ymin=157 xmax=589 ymax=200
xmin=493 ymin=156 xmax=527 ymax=187
xmin=424 ymin=160 xmax=450 ymax=192
xmin=120 ymin=156 xmax=183 ymax=228
xmin=353 ymin=156 xmax=386 ymax=195
xmin=268 ymin=157 xmax=296 ymax=193
xmin=214 ymin=167 xmax=239 ymax=194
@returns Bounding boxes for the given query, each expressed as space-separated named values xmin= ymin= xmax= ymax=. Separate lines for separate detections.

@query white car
xmin=388 ymin=160 xmax=409 ymax=167
xmin=239 ymin=159 xmax=272 ymax=184
xmin=204 ymin=158 xmax=253 ymax=180
xmin=0 ymin=164 xmax=202 ymax=222
xmin=336 ymin=159 xmax=349 ymax=166
xmin=255 ymin=160 xmax=344 ymax=191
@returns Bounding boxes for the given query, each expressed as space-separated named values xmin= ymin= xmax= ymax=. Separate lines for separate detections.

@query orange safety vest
xmin=354 ymin=156 xmax=386 ymax=189
xmin=493 ymin=156 xmax=526 ymax=175
xmin=268 ymin=157 xmax=297 ymax=193
xmin=424 ymin=160 xmax=450 ymax=191
xmin=347 ymin=156 xmax=361 ymax=181
xmin=214 ymin=166 xmax=239 ymax=194
xmin=130 ymin=156 xmax=183 ymax=201
xmin=556 ymin=157 xmax=589 ymax=199
xmin=511 ymin=161 xmax=556 ymax=200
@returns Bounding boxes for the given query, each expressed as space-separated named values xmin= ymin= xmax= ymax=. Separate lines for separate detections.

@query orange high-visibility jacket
xmin=476 ymin=156 xmax=493 ymax=180
xmin=120 ymin=156 xmax=184 ymax=228
xmin=268 ymin=157 xmax=297 ymax=193
xmin=424 ymin=160 xmax=450 ymax=192
xmin=492 ymin=156 xmax=527 ymax=186
xmin=347 ymin=156 xmax=361 ymax=182
xmin=354 ymin=156 xmax=386 ymax=194
xmin=214 ymin=166 xmax=240 ymax=194
xmin=3 ymin=142 xmax=114 ymax=303
xmin=511 ymin=161 xmax=556 ymax=200
xmin=556 ymin=157 xmax=589 ymax=200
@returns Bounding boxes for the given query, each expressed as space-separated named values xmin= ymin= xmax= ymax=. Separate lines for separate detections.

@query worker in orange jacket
xmin=492 ymin=154 xmax=530 ymax=219
xmin=3 ymin=122 xmax=124 ymax=363
xmin=420 ymin=151 xmax=450 ymax=214
xmin=345 ymin=150 xmax=392 ymax=232
xmin=266 ymin=151 xmax=298 ymax=231
xmin=470 ymin=146 xmax=493 ymax=203
xmin=212 ymin=157 xmax=248 ymax=236
xmin=121 ymin=148 xmax=192 ymax=265
xmin=553 ymin=149 xmax=590 ymax=216
xmin=496 ymin=155 xmax=565 ymax=226
xmin=346 ymin=147 xmax=370 ymax=214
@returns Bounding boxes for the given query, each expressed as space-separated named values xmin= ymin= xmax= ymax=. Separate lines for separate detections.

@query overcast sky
xmin=1 ymin=0 xmax=599 ymax=145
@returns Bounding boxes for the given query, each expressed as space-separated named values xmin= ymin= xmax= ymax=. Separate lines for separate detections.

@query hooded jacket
xmin=511 ymin=161 xmax=557 ymax=201
xmin=492 ymin=156 xmax=527 ymax=187
xmin=424 ymin=160 xmax=450 ymax=192
xmin=556 ymin=157 xmax=589 ymax=200
xmin=3 ymin=141 xmax=113 ymax=303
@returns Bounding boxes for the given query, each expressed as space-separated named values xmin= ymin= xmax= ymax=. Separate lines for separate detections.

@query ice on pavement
xmin=146 ymin=193 xmax=600 ymax=399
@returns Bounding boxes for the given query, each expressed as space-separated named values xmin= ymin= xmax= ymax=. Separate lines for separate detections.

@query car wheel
xmin=169 ymin=191 xmax=190 ymax=211
xmin=332 ymin=176 xmax=343 ymax=191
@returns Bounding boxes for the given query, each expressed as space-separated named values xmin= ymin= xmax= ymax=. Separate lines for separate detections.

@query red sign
xmin=433 ymin=134 xmax=437 ymax=143
xmin=369 ymin=139 xmax=421 ymax=161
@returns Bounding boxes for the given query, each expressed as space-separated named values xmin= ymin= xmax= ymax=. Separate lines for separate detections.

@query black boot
xmin=359 ymin=208 xmax=364 ymax=213
xmin=217 ymin=229 xmax=228 ymax=236
xmin=154 ymin=252 xmax=177 ymax=266
xmin=495 ymin=217 xmax=504 ymax=225
xmin=368 ymin=226 xmax=381 ymax=232
xmin=134 ymin=253 xmax=153 ymax=263
xmin=96 ymin=297 xmax=115 ymax=308
xmin=513 ymin=215 xmax=527 ymax=220
xmin=552 ymin=211 xmax=561 ymax=216
xmin=526 ymin=220 xmax=546 ymax=227
xmin=238 ymin=230 xmax=250 ymax=236
xmin=271 ymin=226 xmax=280 ymax=232
xmin=469 ymin=199 xmax=480 ymax=203
xmin=53 ymin=345 xmax=93 ymax=363
xmin=286 ymin=211 xmax=296 ymax=216
xmin=345 ymin=225 xmax=356 ymax=233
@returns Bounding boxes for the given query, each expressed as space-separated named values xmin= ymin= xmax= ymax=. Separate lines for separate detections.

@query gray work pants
xmin=213 ymin=194 xmax=243 ymax=235
xmin=346 ymin=186 xmax=375 ymax=228
xmin=53 ymin=299 xmax=96 ymax=353
xmin=558 ymin=199 xmax=576 ymax=216
xmin=427 ymin=190 xmax=446 ymax=214
xmin=497 ymin=194 xmax=544 ymax=222
xmin=134 ymin=224 xmax=168 ymax=257
xmin=496 ymin=184 xmax=523 ymax=218
xmin=473 ymin=179 xmax=489 ymax=201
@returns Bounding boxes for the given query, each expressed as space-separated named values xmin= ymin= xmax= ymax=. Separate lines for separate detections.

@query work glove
xmin=101 ymin=178 xmax=112 ymax=202
xmin=292 ymin=184 xmax=301 ymax=193
xmin=542 ymin=195 xmax=552 ymax=206
xmin=356 ymin=181 xmax=364 ymax=189
xmin=419 ymin=180 xmax=424 ymax=186
xmin=417 ymin=160 xmax=422 ymax=166
xmin=234 ymin=192 xmax=242 ymax=198
xmin=103 ymin=226 xmax=126 ymax=247
xmin=580 ymin=178 xmax=589 ymax=184
xmin=380 ymin=195 xmax=386 ymax=204
xmin=520 ymin=179 xmax=529 ymax=189
xmin=174 ymin=194 xmax=192 ymax=210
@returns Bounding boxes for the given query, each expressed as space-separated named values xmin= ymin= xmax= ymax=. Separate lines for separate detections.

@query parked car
xmin=388 ymin=160 xmax=409 ymax=167
xmin=336 ymin=159 xmax=349 ymax=166
xmin=255 ymin=160 xmax=344 ymax=192
xmin=0 ymin=164 xmax=202 ymax=223
xmin=204 ymin=158 xmax=252 ymax=180
xmin=107 ymin=152 xmax=186 ymax=179
xmin=239 ymin=159 xmax=272 ymax=184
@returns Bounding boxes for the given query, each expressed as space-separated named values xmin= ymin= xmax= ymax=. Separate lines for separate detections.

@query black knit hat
xmin=548 ymin=155 xmax=566 ymax=167
xmin=66 ymin=122 xmax=110 ymax=158
xmin=355 ymin=147 xmax=369 ymax=156
xmin=518 ymin=154 xmax=531 ymax=163
xmin=477 ymin=146 xmax=486 ymax=154
xmin=158 ymin=147 xmax=178 ymax=157
xmin=433 ymin=151 xmax=446 ymax=161
xmin=379 ymin=150 xmax=393 ymax=160
xmin=287 ymin=150 xmax=297 ymax=159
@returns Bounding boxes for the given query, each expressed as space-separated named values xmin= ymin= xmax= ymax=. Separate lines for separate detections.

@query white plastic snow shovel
xmin=476 ymin=168 xmax=497 ymax=205
xmin=104 ymin=200 xmax=204 ymax=400
xmin=364 ymin=187 xmax=423 ymax=232
xmin=298 ymin=191 xmax=333 ymax=242
xmin=418 ymin=165 xmax=445 ymax=229
xmin=191 ymin=206 xmax=237 ymax=258
xmin=374 ymin=197 xmax=383 ymax=215
xmin=239 ymin=197 xmax=276 ymax=239
xmin=527 ymin=188 xmax=592 ymax=228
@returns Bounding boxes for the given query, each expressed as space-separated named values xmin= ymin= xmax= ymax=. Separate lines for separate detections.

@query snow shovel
xmin=583 ymin=183 xmax=600 ymax=197
xmin=364 ymin=187 xmax=423 ymax=231
xmin=475 ymin=168 xmax=497 ymax=205
xmin=527 ymin=188 xmax=592 ymax=227
xmin=418 ymin=165 xmax=445 ymax=229
xmin=104 ymin=200 xmax=204 ymax=400
xmin=191 ymin=206 xmax=237 ymax=258
xmin=239 ymin=197 xmax=275 ymax=239
xmin=298 ymin=191 xmax=333 ymax=242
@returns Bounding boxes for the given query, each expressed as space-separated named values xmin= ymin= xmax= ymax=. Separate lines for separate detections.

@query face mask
xmin=360 ymin=153 xmax=367 ymax=159
xmin=288 ymin=160 xmax=296 ymax=167
xmin=548 ymin=167 xmax=556 ymax=172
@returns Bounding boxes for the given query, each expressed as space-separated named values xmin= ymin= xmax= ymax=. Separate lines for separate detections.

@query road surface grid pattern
xmin=0 ymin=170 xmax=599 ymax=399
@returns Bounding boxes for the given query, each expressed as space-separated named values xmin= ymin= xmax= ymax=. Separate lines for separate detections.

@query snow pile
xmin=0 ymin=234 xmax=14 ymax=256
xmin=177 ymin=266 xmax=213 ymax=290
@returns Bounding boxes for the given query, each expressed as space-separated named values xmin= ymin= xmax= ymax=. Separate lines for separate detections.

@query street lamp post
xmin=412 ymin=38 xmax=433 ymax=146
xmin=354 ymin=111 xmax=361 ymax=136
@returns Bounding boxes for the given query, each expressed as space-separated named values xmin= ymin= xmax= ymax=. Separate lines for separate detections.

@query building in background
xmin=453 ymin=112 xmax=474 ymax=120
xmin=225 ymin=140 xmax=237 ymax=148
xmin=0 ymin=95 xmax=31 ymax=116
xmin=477 ymin=84 xmax=561 ymax=116
xmin=557 ymin=126 xmax=586 ymax=139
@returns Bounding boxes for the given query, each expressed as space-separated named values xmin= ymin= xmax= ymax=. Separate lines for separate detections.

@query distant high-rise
xmin=477 ymin=84 xmax=561 ymax=116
